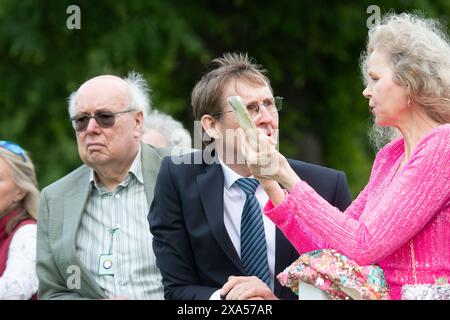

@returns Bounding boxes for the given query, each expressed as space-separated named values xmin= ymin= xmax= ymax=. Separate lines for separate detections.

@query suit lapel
xmin=141 ymin=142 xmax=164 ymax=205
xmin=197 ymin=162 xmax=245 ymax=274
xmin=62 ymin=168 xmax=107 ymax=298
xmin=62 ymin=170 xmax=90 ymax=265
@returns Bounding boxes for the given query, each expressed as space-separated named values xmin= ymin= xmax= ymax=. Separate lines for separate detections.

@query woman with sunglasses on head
xmin=238 ymin=12 xmax=450 ymax=299
xmin=0 ymin=141 xmax=39 ymax=299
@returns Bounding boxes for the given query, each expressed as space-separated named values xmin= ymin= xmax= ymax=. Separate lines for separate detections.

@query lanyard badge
xmin=98 ymin=226 xmax=119 ymax=276
xmin=98 ymin=254 xmax=114 ymax=275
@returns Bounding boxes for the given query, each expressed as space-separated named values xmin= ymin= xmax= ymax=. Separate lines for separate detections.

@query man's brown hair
xmin=191 ymin=52 xmax=272 ymax=121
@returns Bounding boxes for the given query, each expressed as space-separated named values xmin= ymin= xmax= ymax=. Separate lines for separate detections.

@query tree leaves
xmin=0 ymin=0 xmax=448 ymax=195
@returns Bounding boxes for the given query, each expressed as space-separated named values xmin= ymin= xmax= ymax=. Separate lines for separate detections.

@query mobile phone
xmin=227 ymin=96 xmax=256 ymax=130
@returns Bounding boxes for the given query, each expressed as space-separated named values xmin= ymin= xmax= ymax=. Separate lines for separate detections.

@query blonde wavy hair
xmin=360 ymin=12 xmax=450 ymax=148
xmin=0 ymin=147 xmax=39 ymax=233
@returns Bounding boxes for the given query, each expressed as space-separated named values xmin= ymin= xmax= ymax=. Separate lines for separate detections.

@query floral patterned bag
xmin=277 ymin=249 xmax=390 ymax=300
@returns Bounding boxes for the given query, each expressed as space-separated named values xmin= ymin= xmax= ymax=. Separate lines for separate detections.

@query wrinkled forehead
xmin=75 ymin=76 xmax=130 ymax=112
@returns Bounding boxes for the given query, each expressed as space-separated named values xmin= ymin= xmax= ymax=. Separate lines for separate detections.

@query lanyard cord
xmin=108 ymin=226 xmax=120 ymax=254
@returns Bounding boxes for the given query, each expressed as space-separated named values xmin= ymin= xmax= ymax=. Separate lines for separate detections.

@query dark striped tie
xmin=235 ymin=178 xmax=270 ymax=286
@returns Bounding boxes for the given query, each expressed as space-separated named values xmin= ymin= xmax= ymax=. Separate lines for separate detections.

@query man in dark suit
xmin=148 ymin=52 xmax=352 ymax=300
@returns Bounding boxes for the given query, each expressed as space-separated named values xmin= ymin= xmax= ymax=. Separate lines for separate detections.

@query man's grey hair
xmin=67 ymin=71 xmax=151 ymax=124
xmin=143 ymin=110 xmax=192 ymax=148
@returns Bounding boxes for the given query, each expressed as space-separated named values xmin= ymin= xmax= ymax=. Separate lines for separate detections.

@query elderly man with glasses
xmin=148 ymin=52 xmax=353 ymax=300
xmin=36 ymin=73 xmax=175 ymax=299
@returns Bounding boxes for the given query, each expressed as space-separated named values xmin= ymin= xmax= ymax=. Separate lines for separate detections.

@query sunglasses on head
xmin=70 ymin=109 xmax=136 ymax=132
xmin=0 ymin=140 xmax=27 ymax=162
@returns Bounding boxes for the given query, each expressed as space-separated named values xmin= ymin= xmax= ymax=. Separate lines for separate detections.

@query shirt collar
xmin=218 ymin=156 xmax=255 ymax=190
xmin=129 ymin=145 xmax=144 ymax=184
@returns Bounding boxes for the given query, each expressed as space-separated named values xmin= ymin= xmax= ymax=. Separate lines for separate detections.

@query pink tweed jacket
xmin=265 ymin=124 xmax=450 ymax=299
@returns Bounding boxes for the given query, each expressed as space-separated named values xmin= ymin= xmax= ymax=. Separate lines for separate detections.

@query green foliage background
xmin=1 ymin=0 xmax=449 ymax=196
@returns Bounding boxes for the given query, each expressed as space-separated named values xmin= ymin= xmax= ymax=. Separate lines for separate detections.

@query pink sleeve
xmin=265 ymin=179 xmax=371 ymax=254
xmin=265 ymin=128 xmax=450 ymax=265
xmin=264 ymin=190 xmax=331 ymax=252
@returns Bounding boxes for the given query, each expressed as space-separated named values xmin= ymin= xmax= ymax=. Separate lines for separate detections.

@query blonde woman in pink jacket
xmin=234 ymin=13 xmax=450 ymax=300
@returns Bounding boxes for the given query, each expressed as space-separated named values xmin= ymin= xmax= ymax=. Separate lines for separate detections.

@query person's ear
xmin=201 ymin=114 xmax=221 ymax=140
xmin=134 ymin=111 xmax=144 ymax=139
xmin=14 ymin=190 xmax=26 ymax=203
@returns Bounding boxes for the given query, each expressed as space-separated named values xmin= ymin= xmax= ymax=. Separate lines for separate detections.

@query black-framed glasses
xmin=212 ymin=96 xmax=283 ymax=118
xmin=70 ymin=109 xmax=137 ymax=132
xmin=0 ymin=140 xmax=27 ymax=162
